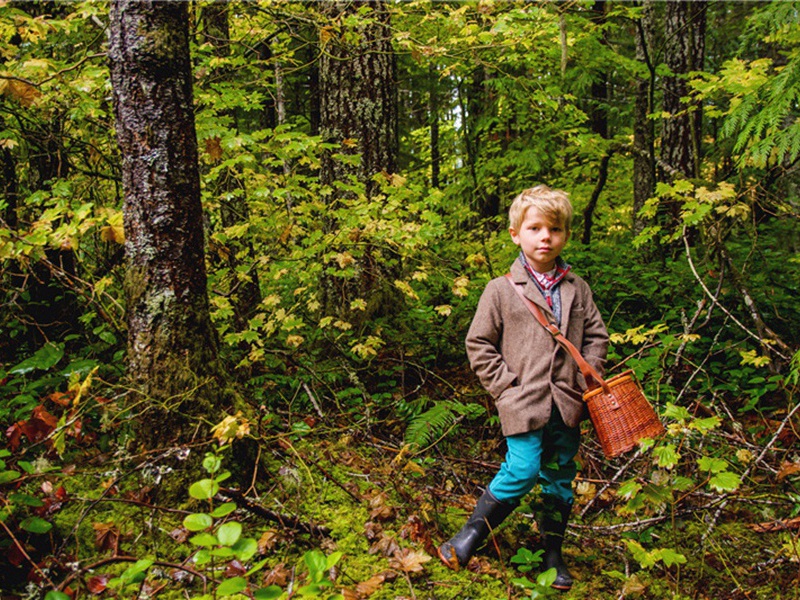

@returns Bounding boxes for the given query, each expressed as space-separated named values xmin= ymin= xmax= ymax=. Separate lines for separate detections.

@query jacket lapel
xmin=510 ymin=259 xmax=554 ymax=319
xmin=559 ymin=274 xmax=577 ymax=328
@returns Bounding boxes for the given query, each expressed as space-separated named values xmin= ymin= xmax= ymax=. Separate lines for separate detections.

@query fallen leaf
xmin=262 ymin=563 xmax=291 ymax=587
xmin=367 ymin=492 xmax=395 ymax=521
xmin=388 ymin=548 xmax=431 ymax=573
xmin=258 ymin=530 xmax=280 ymax=554
xmin=87 ymin=575 xmax=109 ymax=594
xmin=368 ymin=533 xmax=400 ymax=557
xmin=777 ymin=461 xmax=800 ymax=481
xmin=92 ymin=522 xmax=119 ymax=552
xmin=353 ymin=571 xmax=390 ymax=598
xmin=748 ymin=516 xmax=800 ymax=533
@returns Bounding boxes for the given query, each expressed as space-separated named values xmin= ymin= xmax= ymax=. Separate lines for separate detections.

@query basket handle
xmin=505 ymin=274 xmax=612 ymax=397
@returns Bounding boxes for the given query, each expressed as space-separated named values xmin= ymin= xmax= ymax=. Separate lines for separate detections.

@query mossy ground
xmin=9 ymin=412 xmax=795 ymax=600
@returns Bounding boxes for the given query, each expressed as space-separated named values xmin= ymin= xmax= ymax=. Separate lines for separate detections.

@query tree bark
xmin=633 ymin=0 xmax=656 ymax=235
xmin=660 ymin=0 xmax=706 ymax=182
xmin=589 ymin=1 xmax=609 ymax=139
xmin=109 ymin=0 xmax=222 ymax=445
xmin=319 ymin=0 xmax=397 ymax=199
xmin=318 ymin=0 xmax=398 ymax=319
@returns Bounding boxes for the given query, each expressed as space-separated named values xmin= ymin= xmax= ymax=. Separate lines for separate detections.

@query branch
xmin=682 ymin=226 xmax=790 ymax=361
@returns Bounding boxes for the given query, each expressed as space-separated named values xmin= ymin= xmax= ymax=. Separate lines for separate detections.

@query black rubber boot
xmin=438 ymin=489 xmax=517 ymax=571
xmin=540 ymin=498 xmax=574 ymax=590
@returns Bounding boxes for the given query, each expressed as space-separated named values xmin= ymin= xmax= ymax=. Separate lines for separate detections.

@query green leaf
xmin=660 ymin=548 xmax=687 ymax=567
xmin=189 ymin=478 xmax=219 ymax=500
xmin=0 ymin=470 xmax=20 ymax=484
xmin=709 ymin=471 xmax=741 ymax=492
xmin=653 ymin=444 xmax=680 ymax=469
xmin=689 ymin=416 xmax=721 ymax=432
xmin=217 ymin=521 xmax=242 ymax=546
xmin=211 ymin=502 xmax=237 ymax=518
xmin=183 ymin=513 xmax=213 ymax=532
xmin=44 ymin=592 xmax=71 ymax=600
xmin=190 ymin=532 xmax=219 ymax=547
xmin=8 ymin=492 xmax=44 ymax=507
xmin=304 ymin=549 xmax=327 ymax=575
xmin=10 ymin=343 xmax=64 ymax=375
xmin=698 ymin=456 xmax=728 ymax=473
xmin=20 ymin=516 xmax=52 ymax=534
xmin=232 ymin=537 xmax=258 ymax=561
xmin=217 ymin=576 xmax=247 ymax=596
xmin=617 ymin=479 xmax=642 ymax=500
xmin=325 ymin=551 xmax=343 ymax=570
xmin=253 ymin=586 xmax=283 ymax=600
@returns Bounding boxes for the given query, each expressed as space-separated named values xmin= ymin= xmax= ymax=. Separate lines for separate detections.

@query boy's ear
xmin=509 ymin=226 xmax=520 ymax=245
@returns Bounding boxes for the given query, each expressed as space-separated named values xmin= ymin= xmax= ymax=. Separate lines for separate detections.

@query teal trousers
xmin=488 ymin=408 xmax=580 ymax=505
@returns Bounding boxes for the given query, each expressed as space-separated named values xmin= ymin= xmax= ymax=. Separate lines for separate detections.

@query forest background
xmin=1 ymin=1 xmax=799 ymax=599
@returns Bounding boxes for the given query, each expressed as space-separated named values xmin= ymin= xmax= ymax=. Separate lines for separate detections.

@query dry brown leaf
xmin=388 ymin=548 xmax=431 ymax=573
xmin=363 ymin=521 xmax=382 ymax=541
xmin=368 ymin=533 xmax=400 ymax=557
xmin=258 ymin=530 xmax=280 ymax=554
xmin=747 ymin=516 xmax=800 ymax=533
xmin=777 ymin=461 xmax=800 ymax=481
xmin=262 ymin=562 xmax=291 ymax=587
xmin=354 ymin=572 xmax=388 ymax=598
xmin=368 ymin=492 xmax=395 ymax=521
xmin=205 ymin=136 xmax=223 ymax=161
xmin=92 ymin=522 xmax=119 ymax=552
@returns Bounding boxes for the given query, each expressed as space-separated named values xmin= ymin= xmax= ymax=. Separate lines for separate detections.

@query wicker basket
xmin=583 ymin=370 xmax=665 ymax=457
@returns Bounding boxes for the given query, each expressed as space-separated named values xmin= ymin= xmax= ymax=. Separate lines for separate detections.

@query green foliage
xmin=510 ymin=547 xmax=558 ymax=599
xmin=403 ymin=399 xmax=485 ymax=449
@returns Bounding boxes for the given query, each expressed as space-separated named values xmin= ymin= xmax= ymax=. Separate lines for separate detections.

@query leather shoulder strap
xmin=504 ymin=274 xmax=609 ymax=394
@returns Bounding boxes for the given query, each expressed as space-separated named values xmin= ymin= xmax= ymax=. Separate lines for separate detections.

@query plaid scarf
xmin=519 ymin=253 xmax=571 ymax=325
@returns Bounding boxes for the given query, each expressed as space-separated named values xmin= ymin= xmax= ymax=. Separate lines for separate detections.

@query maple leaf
xmin=388 ymin=548 xmax=431 ymax=573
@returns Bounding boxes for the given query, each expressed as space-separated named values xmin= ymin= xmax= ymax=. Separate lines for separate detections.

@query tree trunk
xmin=633 ymin=0 xmax=656 ymax=235
xmin=319 ymin=0 xmax=397 ymax=199
xmin=660 ymin=0 xmax=706 ymax=182
xmin=318 ymin=0 xmax=398 ymax=319
xmin=109 ymin=0 xmax=222 ymax=446
xmin=429 ymin=63 xmax=441 ymax=190
xmin=589 ymin=0 xmax=609 ymax=139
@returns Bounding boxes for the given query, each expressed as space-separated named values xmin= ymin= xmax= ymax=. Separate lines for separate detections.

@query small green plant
xmin=510 ymin=547 xmax=558 ymax=599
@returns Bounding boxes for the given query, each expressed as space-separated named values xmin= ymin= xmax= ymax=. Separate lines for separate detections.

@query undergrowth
xmin=1 ymin=358 xmax=799 ymax=599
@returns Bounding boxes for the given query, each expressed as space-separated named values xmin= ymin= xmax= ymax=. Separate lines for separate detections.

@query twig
xmin=580 ymin=449 xmax=642 ymax=519
xmin=702 ymin=398 xmax=800 ymax=542
xmin=683 ymin=226 xmax=790 ymax=361
xmin=219 ymin=487 xmax=331 ymax=537
xmin=0 ymin=519 xmax=58 ymax=589
xmin=303 ymin=382 xmax=325 ymax=418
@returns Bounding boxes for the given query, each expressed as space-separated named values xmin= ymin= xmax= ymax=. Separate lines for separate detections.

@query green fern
xmin=404 ymin=400 xmax=485 ymax=449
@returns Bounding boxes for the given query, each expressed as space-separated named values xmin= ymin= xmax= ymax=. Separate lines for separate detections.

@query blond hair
xmin=508 ymin=185 xmax=573 ymax=233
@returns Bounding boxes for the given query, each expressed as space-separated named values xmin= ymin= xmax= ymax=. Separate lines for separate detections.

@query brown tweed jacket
xmin=466 ymin=259 xmax=609 ymax=437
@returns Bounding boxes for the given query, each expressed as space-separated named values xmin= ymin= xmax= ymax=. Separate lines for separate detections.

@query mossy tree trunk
xmin=109 ymin=0 xmax=223 ymax=447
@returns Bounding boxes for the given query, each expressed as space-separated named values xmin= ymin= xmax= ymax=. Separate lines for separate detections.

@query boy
xmin=438 ymin=185 xmax=608 ymax=590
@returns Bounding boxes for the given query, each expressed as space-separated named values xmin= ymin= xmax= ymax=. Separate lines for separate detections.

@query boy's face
xmin=509 ymin=208 xmax=570 ymax=272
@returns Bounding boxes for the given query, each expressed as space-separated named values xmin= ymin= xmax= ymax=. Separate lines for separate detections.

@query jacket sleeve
xmin=465 ymin=281 xmax=518 ymax=399
xmin=579 ymin=286 xmax=609 ymax=378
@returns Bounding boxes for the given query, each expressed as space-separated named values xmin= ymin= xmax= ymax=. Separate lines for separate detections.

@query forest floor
xmin=3 ymin=368 xmax=800 ymax=600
